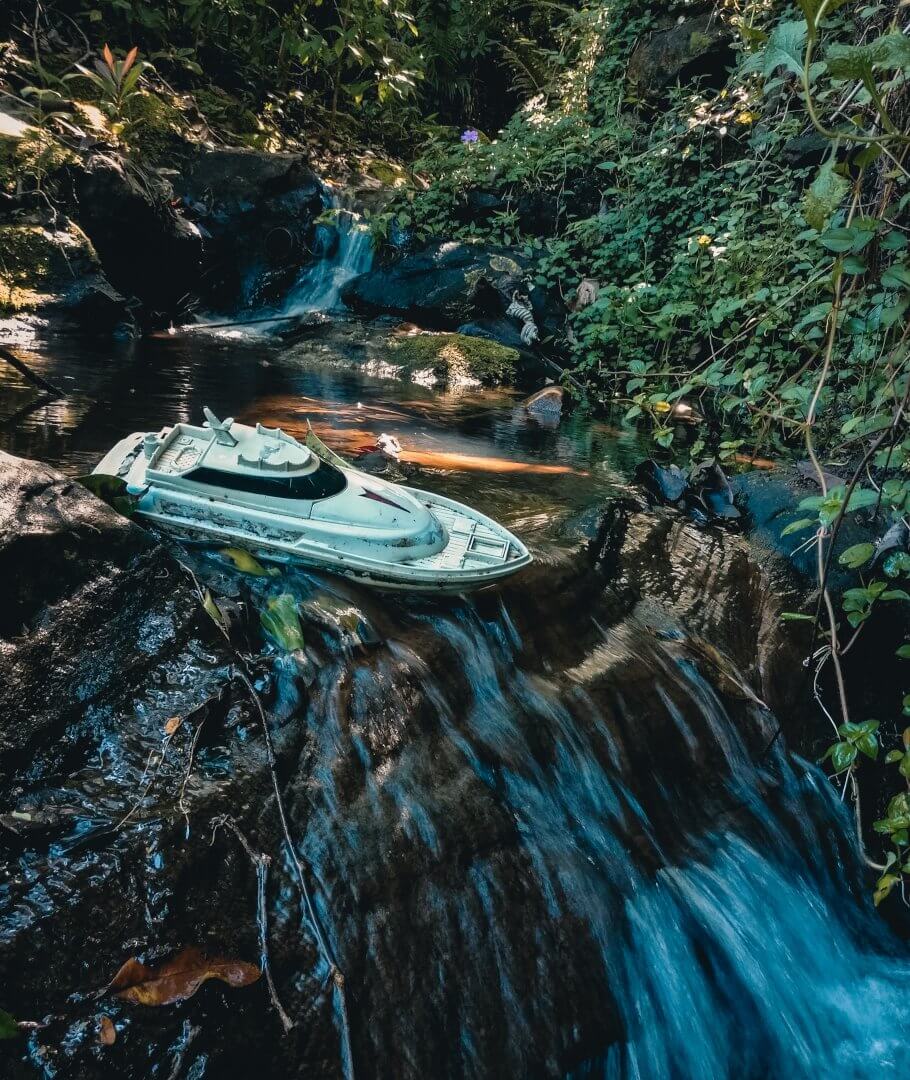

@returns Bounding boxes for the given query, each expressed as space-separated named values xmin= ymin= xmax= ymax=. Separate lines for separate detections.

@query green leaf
xmin=856 ymin=731 xmax=879 ymax=759
xmin=821 ymin=226 xmax=874 ymax=254
xmin=76 ymin=473 xmax=139 ymax=518
xmin=838 ymin=542 xmax=875 ymax=568
xmin=780 ymin=611 xmax=815 ymax=621
xmin=882 ymin=589 xmax=910 ymax=601
xmin=831 ymin=741 xmax=858 ymax=771
xmin=0 ymin=1009 xmax=18 ymax=1039
xmin=874 ymin=873 xmax=899 ymax=906
xmin=202 ymin=589 xmax=228 ymax=635
xmin=886 ymin=749 xmax=904 ymax=763
xmin=260 ymin=593 xmax=305 ymax=652
xmin=881 ymin=263 xmax=910 ymax=290
xmin=218 ymin=547 xmax=278 ymax=577
xmin=803 ymin=158 xmax=849 ymax=232
xmin=896 ymin=644 xmax=910 ymax=659
xmin=753 ymin=20 xmax=807 ymax=77
xmin=845 ymin=488 xmax=879 ymax=512
xmin=781 ymin=517 xmax=817 ymax=535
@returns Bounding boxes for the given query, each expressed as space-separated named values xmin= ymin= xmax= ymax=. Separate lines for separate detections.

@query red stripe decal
xmin=360 ymin=488 xmax=410 ymax=513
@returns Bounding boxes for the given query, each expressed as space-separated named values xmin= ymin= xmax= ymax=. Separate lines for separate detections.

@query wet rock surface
xmin=341 ymin=242 xmax=548 ymax=334
xmin=1 ymin=445 xmax=908 ymax=1079
xmin=69 ymin=154 xmax=203 ymax=317
xmin=0 ymin=451 xmax=201 ymax=763
xmin=173 ymin=148 xmax=324 ymax=309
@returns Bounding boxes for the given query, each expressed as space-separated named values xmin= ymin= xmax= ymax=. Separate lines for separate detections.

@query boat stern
xmin=93 ymin=431 xmax=147 ymax=479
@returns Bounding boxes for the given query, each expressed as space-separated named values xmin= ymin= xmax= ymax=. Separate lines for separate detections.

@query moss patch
xmin=0 ymin=224 xmax=99 ymax=314
xmin=192 ymin=87 xmax=262 ymax=142
xmin=388 ymin=332 xmax=519 ymax=385
xmin=121 ymin=92 xmax=188 ymax=159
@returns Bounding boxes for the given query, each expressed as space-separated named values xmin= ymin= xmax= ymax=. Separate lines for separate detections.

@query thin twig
xmin=211 ymin=814 xmax=295 ymax=1035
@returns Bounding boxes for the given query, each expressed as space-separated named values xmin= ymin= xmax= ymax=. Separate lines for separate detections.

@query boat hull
xmin=95 ymin=432 xmax=532 ymax=594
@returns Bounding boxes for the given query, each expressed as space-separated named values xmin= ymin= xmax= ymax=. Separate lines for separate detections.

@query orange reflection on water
xmin=400 ymin=449 xmax=579 ymax=475
xmin=238 ymin=396 xmax=585 ymax=475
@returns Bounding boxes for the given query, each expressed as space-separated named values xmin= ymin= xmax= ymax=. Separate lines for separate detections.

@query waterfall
xmin=250 ymin=569 xmax=910 ymax=1078
xmin=284 ymin=187 xmax=374 ymax=314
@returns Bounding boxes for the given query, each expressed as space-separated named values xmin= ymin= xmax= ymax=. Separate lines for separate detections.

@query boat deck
xmin=407 ymin=502 xmax=514 ymax=571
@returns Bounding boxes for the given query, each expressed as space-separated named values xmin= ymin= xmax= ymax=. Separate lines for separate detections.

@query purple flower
xmin=460 ymin=128 xmax=479 ymax=144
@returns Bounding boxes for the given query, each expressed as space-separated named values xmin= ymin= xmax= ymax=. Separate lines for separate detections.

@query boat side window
xmin=185 ymin=462 xmax=347 ymax=499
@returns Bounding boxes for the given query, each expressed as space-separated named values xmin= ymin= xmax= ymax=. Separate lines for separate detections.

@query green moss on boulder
xmin=389 ymin=332 xmax=519 ymax=385
xmin=0 ymin=224 xmax=100 ymax=313
xmin=121 ymin=92 xmax=188 ymax=159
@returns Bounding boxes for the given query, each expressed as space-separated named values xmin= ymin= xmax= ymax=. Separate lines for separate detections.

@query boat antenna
xmin=203 ymin=405 xmax=238 ymax=446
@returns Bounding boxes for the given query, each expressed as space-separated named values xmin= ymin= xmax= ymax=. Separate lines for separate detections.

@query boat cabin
xmin=145 ymin=409 xmax=346 ymax=502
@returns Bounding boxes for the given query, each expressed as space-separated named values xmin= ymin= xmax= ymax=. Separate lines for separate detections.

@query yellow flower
xmin=737 ymin=110 xmax=756 ymax=124
xmin=697 ymin=234 xmax=712 ymax=246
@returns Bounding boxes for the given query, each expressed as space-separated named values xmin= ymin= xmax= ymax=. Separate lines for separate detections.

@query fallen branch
xmin=210 ymin=814 xmax=294 ymax=1035
xmin=0 ymin=345 xmax=65 ymax=399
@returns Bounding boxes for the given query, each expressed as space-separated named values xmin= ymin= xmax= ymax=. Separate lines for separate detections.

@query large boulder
xmin=69 ymin=153 xmax=203 ymax=316
xmin=173 ymin=147 xmax=324 ymax=308
xmin=626 ymin=13 xmax=735 ymax=99
xmin=341 ymin=241 xmax=529 ymax=328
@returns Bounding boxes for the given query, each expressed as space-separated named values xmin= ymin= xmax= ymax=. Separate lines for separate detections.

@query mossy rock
xmin=388 ymin=332 xmax=519 ymax=386
xmin=192 ymin=87 xmax=261 ymax=139
xmin=121 ymin=92 xmax=188 ymax=159
xmin=364 ymin=158 xmax=409 ymax=187
xmin=0 ymin=224 xmax=99 ymax=314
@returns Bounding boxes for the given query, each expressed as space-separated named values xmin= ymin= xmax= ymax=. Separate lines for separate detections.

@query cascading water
xmin=3 ymin=342 xmax=910 ymax=1079
xmin=284 ymin=188 xmax=374 ymax=313
xmin=257 ymin=572 xmax=910 ymax=1079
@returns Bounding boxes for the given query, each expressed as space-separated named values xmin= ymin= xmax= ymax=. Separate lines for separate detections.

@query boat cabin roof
xmin=149 ymin=415 xmax=318 ymax=480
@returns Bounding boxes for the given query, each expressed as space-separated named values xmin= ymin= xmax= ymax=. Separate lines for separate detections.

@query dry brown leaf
xmin=163 ymin=716 xmax=183 ymax=737
xmin=109 ymin=947 xmax=260 ymax=1006
xmin=98 ymin=1015 xmax=116 ymax=1045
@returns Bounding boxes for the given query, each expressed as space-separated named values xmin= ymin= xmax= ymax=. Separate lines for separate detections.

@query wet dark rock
xmin=457 ymin=316 xmax=530 ymax=353
xmin=2 ymin=444 xmax=901 ymax=1079
xmin=635 ymin=459 xmax=688 ymax=504
xmin=591 ymin=495 xmax=809 ymax=722
xmin=781 ymin=132 xmax=832 ymax=170
xmin=69 ymin=154 xmax=203 ymax=316
xmin=341 ymin=242 xmax=529 ymax=328
xmin=626 ymin=13 xmax=735 ymax=99
xmin=0 ymin=451 xmax=200 ymax=766
xmin=635 ymin=458 xmax=740 ymax=524
xmin=173 ymin=147 xmax=323 ymax=309
xmin=63 ymin=277 xmax=135 ymax=335
xmin=454 ymin=189 xmax=504 ymax=223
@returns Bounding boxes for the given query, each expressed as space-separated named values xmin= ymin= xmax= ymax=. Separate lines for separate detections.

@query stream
xmin=2 ymin=297 xmax=910 ymax=1076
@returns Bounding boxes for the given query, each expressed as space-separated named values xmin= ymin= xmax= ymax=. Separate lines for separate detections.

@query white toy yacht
xmin=93 ymin=408 xmax=532 ymax=593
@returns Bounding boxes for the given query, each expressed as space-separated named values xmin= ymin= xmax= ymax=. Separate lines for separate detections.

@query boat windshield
xmin=185 ymin=461 xmax=347 ymax=500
